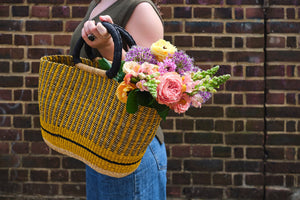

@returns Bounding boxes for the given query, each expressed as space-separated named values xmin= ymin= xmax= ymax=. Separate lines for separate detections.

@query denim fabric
xmin=86 ymin=137 xmax=167 ymax=200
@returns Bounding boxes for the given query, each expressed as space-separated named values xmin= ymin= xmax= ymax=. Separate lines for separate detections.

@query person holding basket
xmin=69 ymin=0 xmax=167 ymax=199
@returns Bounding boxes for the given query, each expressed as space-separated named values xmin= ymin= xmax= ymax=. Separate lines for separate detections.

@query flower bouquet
xmin=100 ymin=39 xmax=230 ymax=120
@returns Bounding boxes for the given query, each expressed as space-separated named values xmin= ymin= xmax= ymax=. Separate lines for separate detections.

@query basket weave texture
xmin=38 ymin=55 xmax=161 ymax=178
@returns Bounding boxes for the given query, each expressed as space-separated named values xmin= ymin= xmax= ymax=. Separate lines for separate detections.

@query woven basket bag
xmin=38 ymin=22 xmax=161 ymax=178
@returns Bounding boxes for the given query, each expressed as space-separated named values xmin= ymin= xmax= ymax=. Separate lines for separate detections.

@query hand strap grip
xmin=72 ymin=22 xmax=136 ymax=79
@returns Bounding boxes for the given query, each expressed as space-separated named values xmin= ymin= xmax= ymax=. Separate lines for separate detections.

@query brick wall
xmin=0 ymin=0 xmax=299 ymax=199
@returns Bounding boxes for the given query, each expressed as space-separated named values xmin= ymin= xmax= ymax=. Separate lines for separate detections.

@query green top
xmin=69 ymin=0 xmax=164 ymax=143
xmin=70 ymin=0 xmax=162 ymax=58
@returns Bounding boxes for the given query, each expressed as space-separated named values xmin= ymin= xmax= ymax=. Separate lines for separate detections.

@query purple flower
xmin=171 ymin=51 xmax=194 ymax=75
xmin=158 ymin=58 xmax=177 ymax=74
xmin=199 ymin=91 xmax=212 ymax=103
xmin=125 ymin=46 xmax=157 ymax=65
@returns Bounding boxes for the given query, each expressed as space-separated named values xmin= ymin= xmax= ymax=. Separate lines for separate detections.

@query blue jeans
xmin=86 ymin=137 xmax=167 ymax=200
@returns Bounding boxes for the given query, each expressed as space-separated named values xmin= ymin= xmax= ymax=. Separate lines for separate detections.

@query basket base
xmin=43 ymin=138 xmax=135 ymax=178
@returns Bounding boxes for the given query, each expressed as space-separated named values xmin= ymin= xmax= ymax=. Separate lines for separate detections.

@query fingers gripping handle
xmin=72 ymin=22 xmax=124 ymax=79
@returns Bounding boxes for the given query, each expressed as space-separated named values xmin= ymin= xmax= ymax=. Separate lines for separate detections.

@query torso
xmin=89 ymin=0 xmax=118 ymax=20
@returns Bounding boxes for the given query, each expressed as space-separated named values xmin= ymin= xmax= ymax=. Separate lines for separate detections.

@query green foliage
xmin=126 ymin=89 xmax=170 ymax=120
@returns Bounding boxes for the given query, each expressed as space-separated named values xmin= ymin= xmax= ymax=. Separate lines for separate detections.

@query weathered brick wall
xmin=0 ymin=0 xmax=299 ymax=199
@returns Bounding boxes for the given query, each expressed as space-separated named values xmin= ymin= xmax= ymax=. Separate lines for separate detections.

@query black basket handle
xmin=72 ymin=21 xmax=136 ymax=79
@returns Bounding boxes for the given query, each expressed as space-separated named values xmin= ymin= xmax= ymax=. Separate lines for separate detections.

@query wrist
xmin=96 ymin=37 xmax=115 ymax=61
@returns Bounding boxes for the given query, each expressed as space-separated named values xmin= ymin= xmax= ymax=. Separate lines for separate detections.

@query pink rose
xmin=170 ymin=94 xmax=191 ymax=113
xmin=138 ymin=63 xmax=159 ymax=75
xmin=156 ymin=72 xmax=183 ymax=105
xmin=190 ymin=93 xmax=203 ymax=108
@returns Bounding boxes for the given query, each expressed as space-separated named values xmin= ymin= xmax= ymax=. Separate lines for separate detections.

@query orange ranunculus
xmin=116 ymin=82 xmax=137 ymax=103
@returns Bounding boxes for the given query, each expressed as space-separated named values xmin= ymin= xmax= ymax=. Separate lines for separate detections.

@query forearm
xmin=96 ymin=39 xmax=126 ymax=61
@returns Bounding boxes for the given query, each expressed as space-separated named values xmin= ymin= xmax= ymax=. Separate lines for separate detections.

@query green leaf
xmin=98 ymin=58 xmax=111 ymax=70
xmin=126 ymin=89 xmax=139 ymax=113
xmin=113 ymin=60 xmax=125 ymax=82
xmin=136 ymin=91 xmax=154 ymax=106
xmin=150 ymin=100 xmax=170 ymax=120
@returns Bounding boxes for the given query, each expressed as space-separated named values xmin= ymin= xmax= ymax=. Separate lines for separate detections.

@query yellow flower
xmin=116 ymin=82 xmax=137 ymax=103
xmin=150 ymin=39 xmax=177 ymax=62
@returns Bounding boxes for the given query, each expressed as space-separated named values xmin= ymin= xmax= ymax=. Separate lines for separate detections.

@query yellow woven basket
xmin=38 ymin=23 xmax=161 ymax=178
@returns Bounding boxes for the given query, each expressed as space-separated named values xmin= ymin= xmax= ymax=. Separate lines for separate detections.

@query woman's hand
xmin=81 ymin=15 xmax=117 ymax=60
xmin=81 ymin=15 xmax=113 ymax=50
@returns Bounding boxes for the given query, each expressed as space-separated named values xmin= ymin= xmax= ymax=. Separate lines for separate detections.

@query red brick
xmin=234 ymin=8 xmax=244 ymax=19
xmin=0 ymin=143 xmax=9 ymax=154
xmin=192 ymin=173 xmax=211 ymax=185
xmin=28 ymin=0 xmax=63 ymax=3
xmin=174 ymin=7 xmax=191 ymax=18
xmin=31 ymin=6 xmax=50 ymax=18
xmin=227 ymin=51 xmax=264 ymax=63
xmin=0 ymin=116 xmax=11 ymax=127
xmin=194 ymin=8 xmax=211 ymax=18
xmin=214 ymin=8 xmax=232 ymax=19
xmin=25 ymin=76 xmax=39 ymax=88
xmin=52 ymin=6 xmax=70 ymax=18
xmin=12 ymin=142 xmax=29 ymax=154
xmin=26 ymin=20 xmax=62 ymax=32
xmin=0 ymin=20 xmax=22 ymax=31
xmin=246 ymin=37 xmax=264 ymax=48
xmin=66 ymin=0 xmax=90 ymax=4
xmin=0 ymin=48 xmax=24 ymax=59
xmin=72 ymin=6 xmax=88 ymax=18
xmin=0 ymin=34 xmax=12 ymax=45
xmin=23 ymin=156 xmax=60 ymax=168
xmin=266 ymin=93 xmax=285 ymax=104
xmin=15 ymin=34 xmax=32 ymax=46
xmin=183 ymin=187 xmax=223 ymax=199
xmin=172 ymin=145 xmax=191 ymax=157
xmin=12 ymin=6 xmax=29 ymax=17
xmin=65 ymin=20 xmax=81 ymax=32
xmin=215 ymin=37 xmax=232 ymax=48
xmin=187 ymin=0 xmax=223 ymax=4
xmin=31 ymin=142 xmax=50 ymax=154
xmin=30 ymin=170 xmax=48 ymax=181
xmin=246 ymin=120 xmax=264 ymax=131
xmin=186 ymin=22 xmax=223 ymax=33
xmin=187 ymin=50 xmax=223 ymax=62
xmin=194 ymin=36 xmax=212 ymax=47
xmin=246 ymin=8 xmax=264 ymax=19
xmin=62 ymin=184 xmax=85 ymax=196
xmin=0 ymin=155 xmax=21 ymax=168
xmin=0 ymin=6 xmax=9 ymax=17
xmin=34 ymin=35 xmax=52 ymax=45
xmin=226 ymin=22 xmax=264 ymax=33
xmin=213 ymin=174 xmax=232 ymax=185
xmin=10 ymin=169 xmax=29 ymax=181
xmin=172 ymin=173 xmax=191 ymax=185
xmin=246 ymin=93 xmax=264 ymax=104
xmin=192 ymin=146 xmax=211 ymax=157
xmin=23 ymin=183 xmax=59 ymax=195
xmin=246 ymin=174 xmax=264 ymax=185
xmin=267 ymin=36 xmax=285 ymax=48
xmin=174 ymin=36 xmax=192 ymax=47
xmin=287 ymin=8 xmax=296 ymax=19
xmin=268 ymin=22 xmax=300 ymax=33
xmin=14 ymin=90 xmax=32 ymax=101
xmin=227 ymin=0 xmax=261 ymax=5
xmin=51 ymin=170 xmax=69 ymax=182
xmin=70 ymin=171 xmax=85 ymax=182
xmin=54 ymin=35 xmax=71 ymax=46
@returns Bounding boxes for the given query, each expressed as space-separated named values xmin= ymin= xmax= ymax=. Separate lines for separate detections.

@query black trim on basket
xmin=41 ymin=125 xmax=141 ymax=166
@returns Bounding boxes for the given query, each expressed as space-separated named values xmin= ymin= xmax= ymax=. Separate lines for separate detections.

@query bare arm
xmin=125 ymin=2 xmax=164 ymax=48
xmin=81 ymin=2 xmax=164 ymax=60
